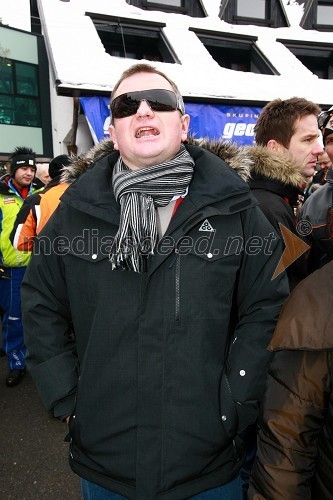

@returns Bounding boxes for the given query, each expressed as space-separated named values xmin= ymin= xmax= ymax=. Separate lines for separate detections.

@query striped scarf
xmin=111 ymin=144 xmax=194 ymax=272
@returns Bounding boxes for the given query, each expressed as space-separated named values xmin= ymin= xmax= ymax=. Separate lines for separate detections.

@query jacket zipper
xmin=175 ymin=252 xmax=180 ymax=323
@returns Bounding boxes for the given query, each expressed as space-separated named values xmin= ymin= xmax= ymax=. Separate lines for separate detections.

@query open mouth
xmin=135 ymin=127 xmax=160 ymax=139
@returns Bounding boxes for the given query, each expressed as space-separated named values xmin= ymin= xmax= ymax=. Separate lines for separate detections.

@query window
xmin=317 ymin=1 xmax=333 ymax=25
xmin=220 ymin=0 xmax=288 ymax=28
xmin=126 ymin=0 xmax=206 ymax=18
xmin=278 ymin=39 xmax=333 ymax=79
xmin=237 ymin=0 xmax=266 ymax=19
xmin=301 ymin=0 xmax=333 ymax=30
xmin=0 ymin=60 xmax=41 ymax=126
xmin=192 ymin=29 xmax=278 ymax=76
xmin=90 ymin=16 xmax=179 ymax=63
xmin=146 ymin=0 xmax=182 ymax=5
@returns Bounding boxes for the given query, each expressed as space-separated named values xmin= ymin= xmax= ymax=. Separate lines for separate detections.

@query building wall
xmin=0 ymin=26 xmax=52 ymax=156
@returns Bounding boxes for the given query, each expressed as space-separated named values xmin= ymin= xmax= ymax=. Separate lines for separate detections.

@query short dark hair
xmin=254 ymin=97 xmax=321 ymax=148
xmin=9 ymin=146 xmax=36 ymax=160
xmin=110 ymin=63 xmax=185 ymax=124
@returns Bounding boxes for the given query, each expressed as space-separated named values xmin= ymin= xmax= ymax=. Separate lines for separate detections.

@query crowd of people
xmin=0 ymin=63 xmax=332 ymax=499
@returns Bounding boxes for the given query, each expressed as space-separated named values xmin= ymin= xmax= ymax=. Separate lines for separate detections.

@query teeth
xmin=136 ymin=127 xmax=159 ymax=138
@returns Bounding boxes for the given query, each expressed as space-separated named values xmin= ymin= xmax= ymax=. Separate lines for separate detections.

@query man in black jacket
xmin=299 ymin=105 xmax=333 ymax=272
xmin=21 ymin=63 xmax=288 ymax=500
xmin=251 ymin=97 xmax=323 ymax=289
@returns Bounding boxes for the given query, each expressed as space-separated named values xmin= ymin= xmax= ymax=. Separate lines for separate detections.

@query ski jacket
xmin=0 ymin=174 xmax=37 ymax=267
xmin=248 ymin=152 xmax=307 ymax=289
xmin=249 ymin=261 xmax=333 ymax=500
xmin=299 ymin=173 xmax=333 ymax=271
xmin=10 ymin=177 xmax=69 ymax=251
xmin=22 ymin=140 xmax=289 ymax=499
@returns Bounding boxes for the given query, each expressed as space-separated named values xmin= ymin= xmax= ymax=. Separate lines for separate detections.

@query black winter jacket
xmin=22 ymin=142 xmax=288 ymax=499
xmin=299 ymin=174 xmax=333 ymax=272
xmin=248 ymin=155 xmax=307 ymax=289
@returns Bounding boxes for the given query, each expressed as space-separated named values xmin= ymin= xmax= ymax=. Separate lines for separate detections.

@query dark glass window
xmin=278 ymin=40 xmax=333 ymax=80
xmin=192 ymin=30 xmax=277 ymax=76
xmin=0 ymin=59 xmax=41 ymax=126
xmin=16 ymin=63 xmax=39 ymax=96
xmin=0 ymin=62 xmax=13 ymax=94
xmin=91 ymin=18 xmax=178 ymax=63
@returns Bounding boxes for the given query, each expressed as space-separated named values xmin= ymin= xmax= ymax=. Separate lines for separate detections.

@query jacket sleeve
xmin=225 ymin=205 xmax=289 ymax=433
xmin=10 ymin=193 xmax=40 ymax=251
xmin=21 ymin=207 xmax=78 ymax=419
xmin=249 ymin=349 xmax=330 ymax=499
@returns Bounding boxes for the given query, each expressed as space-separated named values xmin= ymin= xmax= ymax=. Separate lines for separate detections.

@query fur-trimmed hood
xmin=61 ymin=136 xmax=303 ymax=188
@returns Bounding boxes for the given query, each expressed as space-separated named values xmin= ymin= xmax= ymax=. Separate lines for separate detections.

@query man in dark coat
xmin=21 ymin=63 xmax=288 ymax=500
xmin=251 ymin=97 xmax=323 ymax=289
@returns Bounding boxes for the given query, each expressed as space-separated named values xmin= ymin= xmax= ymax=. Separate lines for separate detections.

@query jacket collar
xmin=0 ymin=174 xmax=35 ymax=199
xmin=62 ymin=136 xmax=305 ymax=188
xmin=249 ymin=175 xmax=304 ymax=204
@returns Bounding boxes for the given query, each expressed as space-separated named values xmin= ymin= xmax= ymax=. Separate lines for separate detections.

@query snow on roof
xmin=36 ymin=0 xmax=333 ymax=105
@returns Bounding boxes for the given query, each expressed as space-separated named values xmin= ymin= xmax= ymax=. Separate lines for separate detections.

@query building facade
xmin=0 ymin=0 xmax=332 ymax=156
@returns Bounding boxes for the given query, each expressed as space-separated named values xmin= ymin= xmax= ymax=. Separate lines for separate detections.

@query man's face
xmin=13 ymin=166 xmax=36 ymax=189
xmin=109 ymin=72 xmax=190 ymax=170
xmin=285 ymin=114 xmax=323 ymax=178
xmin=36 ymin=163 xmax=51 ymax=185
xmin=324 ymin=132 xmax=333 ymax=163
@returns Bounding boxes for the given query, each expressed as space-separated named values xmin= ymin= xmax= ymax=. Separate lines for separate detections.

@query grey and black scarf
xmin=110 ymin=144 xmax=194 ymax=272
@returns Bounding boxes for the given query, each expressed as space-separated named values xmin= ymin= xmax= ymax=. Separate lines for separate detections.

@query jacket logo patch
xmin=4 ymin=197 xmax=16 ymax=204
xmin=199 ymin=219 xmax=215 ymax=232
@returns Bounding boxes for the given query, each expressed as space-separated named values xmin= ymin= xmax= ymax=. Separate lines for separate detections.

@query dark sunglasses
xmin=110 ymin=89 xmax=184 ymax=119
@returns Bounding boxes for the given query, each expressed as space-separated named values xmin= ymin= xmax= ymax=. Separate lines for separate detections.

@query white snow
xmin=1 ymin=0 xmax=332 ymax=105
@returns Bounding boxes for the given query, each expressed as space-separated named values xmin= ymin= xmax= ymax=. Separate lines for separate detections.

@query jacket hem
xmin=69 ymin=457 xmax=242 ymax=500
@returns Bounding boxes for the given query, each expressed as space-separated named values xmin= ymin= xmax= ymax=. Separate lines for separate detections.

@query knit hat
xmin=10 ymin=146 xmax=36 ymax=178
xmin=48 ymin=154 xmax=71 ymax=179
xmin=318 ymin=106 xmax=333 ymax=144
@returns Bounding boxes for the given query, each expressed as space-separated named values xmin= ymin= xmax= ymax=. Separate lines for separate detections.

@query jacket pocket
xmin=173 ymin=236 xmax=242 ymax=322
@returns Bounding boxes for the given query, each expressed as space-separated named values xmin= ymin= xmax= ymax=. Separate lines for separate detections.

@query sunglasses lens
xmin=111 ymin=94 xmax=137 ymax=119
xmin=111 ymin=89 xmax=180 ymax=119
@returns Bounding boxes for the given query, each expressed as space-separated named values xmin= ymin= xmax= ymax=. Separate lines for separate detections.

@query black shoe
xmin=6 ymin=369 xmax=26 ymax=387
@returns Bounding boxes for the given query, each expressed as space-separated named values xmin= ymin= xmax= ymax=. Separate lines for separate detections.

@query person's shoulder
xmin=25 ymin=191 xmax=42 ymax=203
xmin=303 ymin=182 xmax=332 ymax=208
xmin=185 ymin=138 xmax=252 ymax=183
xmin=300 ymin=182 xmax=332 ymax=225
xmin=270 ymin=261 xmax=333 ymax=350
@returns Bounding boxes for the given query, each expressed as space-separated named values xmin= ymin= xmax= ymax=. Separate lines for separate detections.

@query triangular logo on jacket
xmin=199 ymin=219 xmax=215 ymax=232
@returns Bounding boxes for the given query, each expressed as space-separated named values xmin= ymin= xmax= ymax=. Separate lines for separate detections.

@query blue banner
xmin=186 ymin=103 xmax=262 ymax=145
xmin=80 ymin=96 xmax=111 ymax=144
xmin=80 ymin=97 xmax=262 ymax=146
